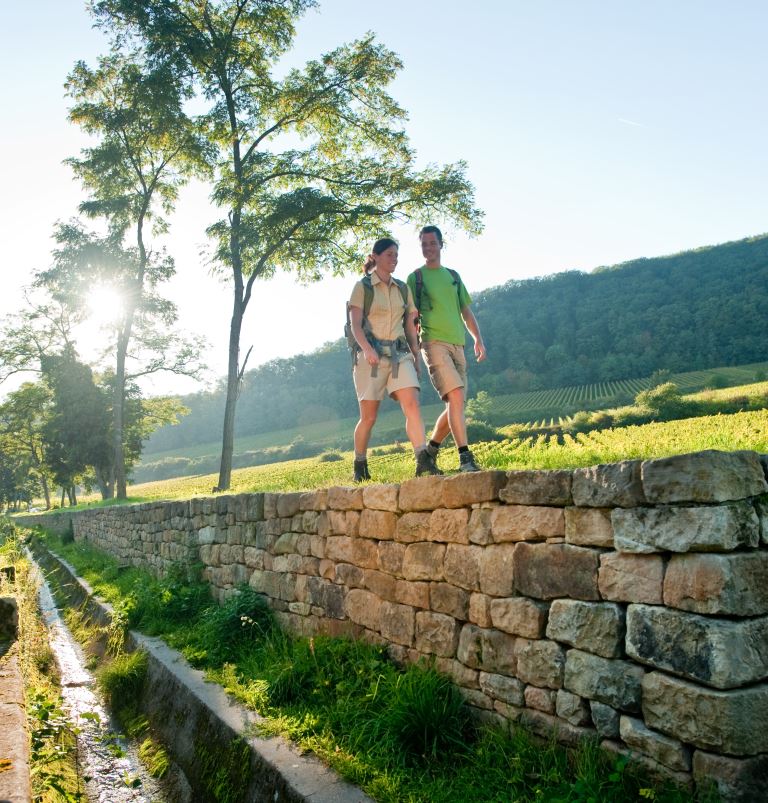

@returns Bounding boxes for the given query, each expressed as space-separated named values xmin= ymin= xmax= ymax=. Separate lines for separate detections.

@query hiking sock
xmin=458 ymin=445 xmax=470 ymax=455
xmin=426 ymin=440 xmax=442 ymax=458
xmin=354 ymin=451 xmax=367 ymax=462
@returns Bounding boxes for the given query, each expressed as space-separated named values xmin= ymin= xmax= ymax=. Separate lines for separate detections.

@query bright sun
xmin=86 ymin=285 xmax=125 ymax=327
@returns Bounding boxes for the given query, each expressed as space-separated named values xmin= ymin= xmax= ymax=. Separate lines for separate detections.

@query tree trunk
xmin=41 ymin=476 xmax=51 ymax=510
xmin=113 ymin=331 xmax=128 ymax=499
xmin=217 ymin=298 xmax=244 ymax=491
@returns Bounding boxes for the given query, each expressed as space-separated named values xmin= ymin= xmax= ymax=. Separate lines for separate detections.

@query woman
xmin=348 ymin=237 xmax=440 ymax=482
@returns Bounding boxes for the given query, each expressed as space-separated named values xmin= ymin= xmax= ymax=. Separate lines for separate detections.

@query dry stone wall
xmin=37 ymin=450 xmax=768 ymax=800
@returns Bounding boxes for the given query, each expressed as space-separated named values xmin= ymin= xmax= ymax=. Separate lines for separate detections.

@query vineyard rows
xmin=485 ymin=361 xmax=768 ymax=420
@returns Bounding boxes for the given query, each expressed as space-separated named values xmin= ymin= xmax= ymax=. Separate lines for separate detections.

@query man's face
xmin=420 ymin=232 xmax=442 ymax=263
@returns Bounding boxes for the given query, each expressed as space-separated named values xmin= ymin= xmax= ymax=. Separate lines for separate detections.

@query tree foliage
xmin=92 ymin=0 xmax=483 ymax=489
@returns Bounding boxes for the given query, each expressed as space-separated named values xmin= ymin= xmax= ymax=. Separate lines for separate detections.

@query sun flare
xmin=86 ymin=285 xmax=125 ymax=327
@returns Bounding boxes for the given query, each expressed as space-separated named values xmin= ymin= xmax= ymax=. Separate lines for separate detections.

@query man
xmin=407 ymin=225 xmax=487 ymax=472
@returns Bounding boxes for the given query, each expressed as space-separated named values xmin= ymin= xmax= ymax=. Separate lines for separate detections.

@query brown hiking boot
xmin=353 ymin=459 xmax=371 ymax=482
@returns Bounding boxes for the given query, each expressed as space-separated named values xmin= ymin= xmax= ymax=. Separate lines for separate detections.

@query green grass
xmin=139 ymin=361 xmax=768 ymax=470
xmin=60 ymin=406 xmax=768 ymax=505
xmin=31 ymin=529 xmax=698 ymax=802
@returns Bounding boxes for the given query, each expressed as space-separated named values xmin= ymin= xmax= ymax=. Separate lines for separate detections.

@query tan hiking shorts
xmin=353 ymin=354 xmax=420 ymax=401
xmin=421 ymin=341 xmax=467 ymax=400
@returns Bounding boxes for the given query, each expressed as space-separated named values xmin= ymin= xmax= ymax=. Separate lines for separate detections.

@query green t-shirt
xmin=407 ymin=266 xmax=472 ymax=345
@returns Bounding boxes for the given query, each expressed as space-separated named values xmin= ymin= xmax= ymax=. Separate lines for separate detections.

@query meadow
xmin=88 ymin=407 xmax=768 ymax=505
xmin=134 ymin=361 xmax=768 ymax=484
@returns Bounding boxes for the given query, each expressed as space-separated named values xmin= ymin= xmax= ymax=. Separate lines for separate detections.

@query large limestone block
xmin=358 ymin=509 xmax=397 ymax=540
xmin=500 ymin=469 xmax=573 ymax=506
xmin=478 ymin=543 xmax=516 ymax=596
xmin=429 ymin=508 xmax=470 ymax=543
xmin=402 ymin=543 xmax=446 ymax=581
xmin=457 ymin=624 xmax=518 ymax=674
xmin=590 ymin=701 xmax=619 ymax=739
xmin=564 ymin=649 xmax=644 ymax=712
xmin=399 ymin=475 xmax=444 ymax=511
xmin=663 ymin=552 xmax=768 ymax=616
xmin=564 ymin=507 xmax=614 ymax=547
xmin=626 ymin=603 xmax=768 ymax=688
xmin=415 ymin=611 xmax=460 ymax=657
xmin=479 ymin=672 xmax=525 ymax=706
xmin=556 ymin=690 xmax=591 ymax=726
xmin=598 ymin=553 xmax=664 ymax=604
xmin=491 ymin=505 xmax=565 ymax=542
xmin=641 ymin=449 xmax=768 ymax=504
xmin=327 ymin=486 xmax=364 ymax=511
xmin=612 ymin=502 xmax=759 ymax=553
xmin=362 ymin=483 xmax=399 ymax=512
xmin=325 ymin=535 xmax=378 ymax=568
xmin=755 ymin=495 xmax=768 ymax=545
xmin=489 ymin=597 xmax=548 ymax=638
xmin=692 ymin=751 xmax=768 ymax=803
xmin=525 ymin=685 xmax=556 ymax=713
xmin=395 ymin=512 xmax=431 ymax=543
xmin=299 ymin=489 xmax=326 ymax=512
xmin=345 ymin=589 xmax=381 ymax=631
xmin=379 ymin=601 xmax=415 ymax=646
xmin=468 ymin=507 xmax=493 ymax=545
xmin=377 ymin=542 xmax=406 ymax=575
xmin=571 ymin=461 xmax=645 ymax=508
xmin=515 ymin=638 xmax=566 ymax=689
xmin=441 ymin=471 xmax=506 ymax=508
xmin=619 ymin=716 xmax=691 ymax=772
xmin=545 ymin=600 xmax=625 ymax=658
xmin=276 ymin=492 xmax=303 ymax=518
xmin=642 ymin=671 xmax=768 ymax=755
xmin=519 ymin=709 xmax=594 ymax=747
xmin=363 ymin=570 xmax=397 ymax=602
xmin=444 ymin=544 xmax=483 ymax=591
xmin=395 ymin=580 xmax=429 ymax=609
xmin=513 ymin=543 xmax=600 ymax=601
xmin=469 ymin=593 xmax=492 ymax=627
xmin=430 ymin=583 xmax=469 ymax=620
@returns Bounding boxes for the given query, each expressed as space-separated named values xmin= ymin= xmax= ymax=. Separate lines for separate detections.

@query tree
xmin=0 ymin=383 xmax=54 ymax=509
xmin=36 ymin=222 xmax=204 ymax=498
xmin=41 ymin=352 xmax=113 ymax=504
xmin=93 ymin=0 xmax=483 ymax=489
xmin=47 ymin=51 xmax=207 ymax=498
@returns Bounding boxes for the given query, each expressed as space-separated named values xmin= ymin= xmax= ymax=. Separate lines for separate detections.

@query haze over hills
xmin=144 ymin=233 xmax=768 ymax=456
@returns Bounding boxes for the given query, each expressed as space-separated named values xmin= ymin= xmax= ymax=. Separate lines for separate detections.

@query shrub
xmin=199 ymin=586 xmax=275 ymax=665
xmin=465 ymin=419 xmax=505 ymax=442
xmin=318 ymin=451 xmax=343 ymax=462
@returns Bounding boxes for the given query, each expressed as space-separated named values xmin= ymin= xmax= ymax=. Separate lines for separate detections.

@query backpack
xmin=412 ymin=267 xmax=462 ymax=330
xmin=344 ymin=274 xmax=409 ymax=358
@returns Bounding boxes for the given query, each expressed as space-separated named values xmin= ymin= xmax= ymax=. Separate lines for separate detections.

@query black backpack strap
xmin=414 ymin=268 xmax=424 ymax=312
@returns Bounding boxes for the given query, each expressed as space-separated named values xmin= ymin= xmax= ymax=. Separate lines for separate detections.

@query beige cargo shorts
xmin=353 ymin=354 xmax=420 ymax=401
xmin=421 ymin=341 xmax=467 ymax=400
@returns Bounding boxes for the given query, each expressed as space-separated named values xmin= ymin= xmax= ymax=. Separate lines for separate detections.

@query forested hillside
xmin=145 ymin=233 xmax=768 ymax=454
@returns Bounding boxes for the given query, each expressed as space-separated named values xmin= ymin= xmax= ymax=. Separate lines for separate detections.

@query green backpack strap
xmin=414 ymin=267 xmax=462 ymax=314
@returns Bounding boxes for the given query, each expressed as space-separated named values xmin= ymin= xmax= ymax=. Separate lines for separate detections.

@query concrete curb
xmin=0 ymin=597 xmax=31 ymax=803
xmin=33 ymin=546 xmax=373 ymax=803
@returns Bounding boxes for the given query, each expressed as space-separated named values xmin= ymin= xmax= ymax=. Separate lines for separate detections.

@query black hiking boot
xmin=415 ymin=449 xmax=442 ymax=477
xmin=353 ymin=459 xmax=371 ymax=482
xmin=459 ymin=449 xmax=482 ymax=473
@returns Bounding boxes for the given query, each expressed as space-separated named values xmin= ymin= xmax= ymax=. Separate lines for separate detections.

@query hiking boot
xmin=425 ymin=441 xmax=441 ymax=459
xmin=415 ymin=449 xmax=442 ymax=477
xmin=353 ymin=459 xmax=371 ymax=482
xmin=459 ymin=449 xmax=482 ymax=473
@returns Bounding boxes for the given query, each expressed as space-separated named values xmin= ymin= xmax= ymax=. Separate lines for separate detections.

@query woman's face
xmin=375 ymin=245 xmax=398 ymax=274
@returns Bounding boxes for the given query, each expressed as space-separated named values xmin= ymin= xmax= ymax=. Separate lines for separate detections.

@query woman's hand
xmin=363 ymin=346 xmax=380 ymax=366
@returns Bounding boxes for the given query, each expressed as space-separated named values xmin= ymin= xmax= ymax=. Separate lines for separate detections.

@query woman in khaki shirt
xmin=348 ymin=238 xmax=440 ymax=482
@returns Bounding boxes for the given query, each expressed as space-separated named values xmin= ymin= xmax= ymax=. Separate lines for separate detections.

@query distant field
xmin=137 ymin=361 xmax=768 ymax=472
xmin=113 ymin=408 xmax=768 ymax=502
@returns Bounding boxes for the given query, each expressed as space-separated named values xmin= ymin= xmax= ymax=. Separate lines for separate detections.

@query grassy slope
xmin=139 ymin=361 xmax=768 ymax=466
xmin=61 ymin=405 xmax=767 ymax=507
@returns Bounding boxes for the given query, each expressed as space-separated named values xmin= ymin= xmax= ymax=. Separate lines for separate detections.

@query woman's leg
xmin=354 ymin=399 xmax=380 ymax=456
xmin=392 ymin=387 xmax=426 ymax=451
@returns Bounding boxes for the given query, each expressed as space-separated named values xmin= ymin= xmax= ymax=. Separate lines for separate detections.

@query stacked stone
xmin=66 ymin=449 xmax=768 ymax=801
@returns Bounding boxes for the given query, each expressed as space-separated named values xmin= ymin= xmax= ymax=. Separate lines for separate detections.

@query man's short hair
xmin=419 ymin=225 xmax=443 ymax=246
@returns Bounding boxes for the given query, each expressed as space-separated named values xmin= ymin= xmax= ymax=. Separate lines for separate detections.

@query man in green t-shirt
xmin=407 ymin=225 xmax=487 ymax=472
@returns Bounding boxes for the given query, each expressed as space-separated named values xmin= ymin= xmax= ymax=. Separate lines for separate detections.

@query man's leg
xmin=429 ymin=387 xmax=467 ymax=446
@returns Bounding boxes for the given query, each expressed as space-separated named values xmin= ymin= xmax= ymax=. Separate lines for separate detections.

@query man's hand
xmin=474 ymin=339 xmax=487 ymax=362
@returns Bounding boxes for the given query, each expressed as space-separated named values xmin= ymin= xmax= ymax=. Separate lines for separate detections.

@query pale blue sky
xmin=2 ymin=1 xmax=767 ymax=394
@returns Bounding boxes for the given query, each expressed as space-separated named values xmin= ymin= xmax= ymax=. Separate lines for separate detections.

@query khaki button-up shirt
xmin=349 ymin=272 xmax=417 ymax=341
